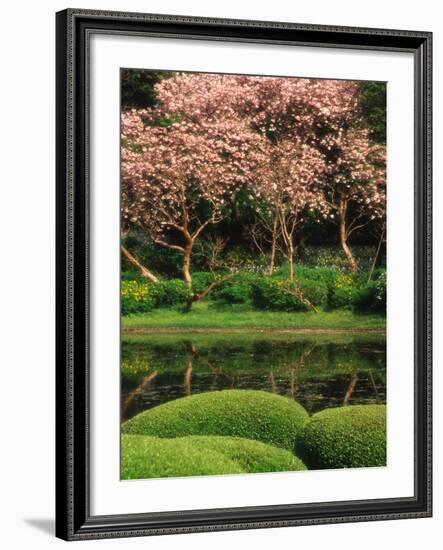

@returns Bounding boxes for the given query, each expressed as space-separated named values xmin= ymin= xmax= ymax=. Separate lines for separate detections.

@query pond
xmin=121 ymin=331 xmax=386 ymax=422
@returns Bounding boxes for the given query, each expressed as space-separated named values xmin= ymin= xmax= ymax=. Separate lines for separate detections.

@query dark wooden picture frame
xmin=56 ymin=8 xmax=432 ymax=541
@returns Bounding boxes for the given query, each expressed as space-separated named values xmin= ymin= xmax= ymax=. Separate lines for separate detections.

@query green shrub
xmin=213 ymin=274 xmax=257 ymax=304
xmin=122 ymin=236 xmax=183 ymax=278
xmin=297 ymin=279 xmax=329 ymax=308
xmin=298 ymin=266 xmax=338 ymax=289
xmin=251 ymin=277 xmax=328 ymax=311
xmin=329 ymin=269 xmax=387 ymax=313
xmin=372 ymin=270 xmax=387 ymax=308
xmin=296 ymin=404 xmax=386 ymax=469
xmin=251 ymin=278 xmax=305 ymax=311
xmin=121 ymin=279 xmax=189 ymax=314
xmin=121 ymin=434 xmax=307 ymax=479
xmin=121 ymin=280 xmax=155 ymax=315
xmin=121 ymin=434 xmax=243 ymax=478
xmin=151 ymin=279 xmax=189 ymax=307
xmin=329 ymin=286 xmax=360 ymax=310
xmin=215 ymin=282 xmax=251 ymax=304
xmin=328 ymin=272 xmax=366 ymax=310
xmin=355 ymin=270 xmax=386 ymax=313
xmin=121 ymin=266 xmax=385 ymax=314
xmin=189 ymin=435 xmax=307 ymax=473
xmin=192 ymin=272 xmax=216 ymax=294
xmin=122 ymin=389 xmax=309 ymax=451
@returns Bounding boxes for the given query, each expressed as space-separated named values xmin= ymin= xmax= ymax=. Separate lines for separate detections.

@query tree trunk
xmin=122 ymin=370 xmax=158 ymax=415
xmin=269 ymin=372 xmax=277 ymax=393
xmin=368 ymin=228 xmax=385 ymax=282
xmin=290 ymin=367 xmax=296 ymax=399
xmin=267 ymin=216 xmax=278 ymax=276
xmin=289 ymin=283 xmax=318 ymax=313
xmin=183 ymin=275 xmax=234 ymax=312
xmin=184 ymin=361 xmax=193 ymax=396
xmin=343 ymin=374 xmax=358 ymax=406
xmin=287 ymin=241 xmax=294 ymax=282
xmin=182 ymin=244 xmax=193 ymax=289
xmin=338 ymin=200 xmax=357 ymax=272
xmin=121 ymin=245 xmax=159 ymax=282
xmin=279 ymin=208 xmax=295 ymax=281
xmin=340 ymin=234 xmax=357 ymax=273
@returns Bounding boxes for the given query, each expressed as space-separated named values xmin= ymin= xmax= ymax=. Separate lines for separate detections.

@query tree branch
xmin=346 ymin=222 xmax=366 ymax=238
xmin=154 ymin=239 xmax=185 ymax=253
xmin=121 ymin=245 xmax=159 ymax=283
xmin=191 ymin=214 xmax=220 ymax=241
xmin=193 ymin=274 xmax=235 ymax=302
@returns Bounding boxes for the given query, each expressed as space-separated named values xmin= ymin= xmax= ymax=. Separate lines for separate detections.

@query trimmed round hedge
xmin=296 ymin=404 xmax=386 ymax=469
xmin=121 ymin=434 xmax=307 ymax=479
xmin=122 ymin=389 xmax=309 ymax=451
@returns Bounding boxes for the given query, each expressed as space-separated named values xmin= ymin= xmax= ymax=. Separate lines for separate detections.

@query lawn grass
xmin=122 ymin=301 xmax=386 ymax=331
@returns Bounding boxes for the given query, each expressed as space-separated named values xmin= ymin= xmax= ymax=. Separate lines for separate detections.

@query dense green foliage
xmin=122 ymin=239 xmax=385 ymax=280
xmin=121 ymin=266 xmax=386 ymax=315
xmin=251 ymin=277 xmax=328 ymax=311
xmin=191 ymin=272 xmax=216 ymax=294
xmin=121 ymin=434 xmax=307 ymax=479
xmin=355 ymin=270 xmax=387 ymax=313
xmin=122 ymin=434 xmax=243 ymax=478
xmin=121 ymin=69 xmax=172 ymax=109
xmin=153 ymin=280 xmax=189 ymax=307
xmin=296 ymin=404 xmax=386 ymax=469
xmin=214 ymin=280 xmax=252 ymax=304
xmin=211 ymin=273 xmax=259 ymax=304
xmin=121 ymin=279 xmax=189 ymax=314
xmin=328 ymin=269 xmax=386 ymax=312
xmin=358 ymin=81 xmax=387 ymax=144
xmin=121 ymin=280 xmax=154 ymax=314
xmin=120 ymin=236 xmax=386 ymax=317
xmin=122 ymin=389 xmax=309 ymax=451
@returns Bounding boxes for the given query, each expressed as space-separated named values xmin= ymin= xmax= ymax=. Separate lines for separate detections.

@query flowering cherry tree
xmin=322 ymin=127 xmax=386 ymax=272
xmin=122 ymin=71 xmax=386 ymax=302
xmin=156 ymin=73 xmax=365 ymax=275
xmin=121 ymin=108 xmax=268 ymax=297
xmin=156 ymin=73 xmax=359 ymax=145
xmin=253 ymin=139 xmax=327 ymax=281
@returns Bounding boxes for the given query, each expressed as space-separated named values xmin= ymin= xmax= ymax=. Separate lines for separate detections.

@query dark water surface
xmin=121 ymin=331 xmax=386 ymax=422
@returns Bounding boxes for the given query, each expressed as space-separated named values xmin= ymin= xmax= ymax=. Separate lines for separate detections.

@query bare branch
xmin=121 ymin=245 xmax=159 ymax=283
xmin=282 ymin=283 xmax=318 ymax=313
xmin=346 ymin=223 xmax=366 ymax=238
xmin=191 ymin=213 xmax=220 ymax=241
xmin=194 ymin=274 xmax=235 ymax=302
xmin=247 ymin=223 xmax=267 ymax=258
xmin=154 ymin=239 xmax=185 ymax=253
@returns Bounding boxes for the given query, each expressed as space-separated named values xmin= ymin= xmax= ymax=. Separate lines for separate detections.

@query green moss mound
xmin=296 ymin=404 xmax=386 ymax=469
xmin=122 ymin=389 xmax=309 ymax=451
xmin=122 ymin=434 xmax=307 ymax=479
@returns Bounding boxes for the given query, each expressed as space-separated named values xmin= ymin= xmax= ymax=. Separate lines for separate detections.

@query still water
xmin=121 ymin=331 xmax=386 ymax=422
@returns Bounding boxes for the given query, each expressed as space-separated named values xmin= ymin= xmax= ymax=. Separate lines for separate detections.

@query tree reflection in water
xmin=121 ymin=333 xmax=386 ymax=421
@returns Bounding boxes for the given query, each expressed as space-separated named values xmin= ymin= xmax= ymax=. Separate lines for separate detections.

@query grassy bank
xmin=122 ymin=301 xmax=386 ymax=331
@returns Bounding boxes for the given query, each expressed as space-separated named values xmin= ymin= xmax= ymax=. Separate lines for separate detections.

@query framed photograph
xmin=55 ymin=8 xmax=432 ymax=541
